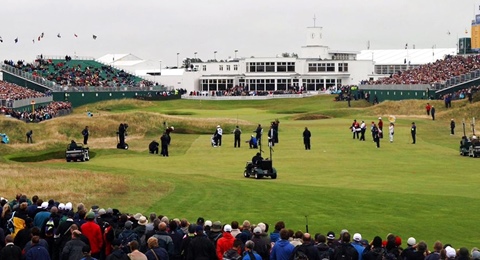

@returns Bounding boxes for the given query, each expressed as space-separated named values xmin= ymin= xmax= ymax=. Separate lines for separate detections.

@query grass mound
xmin=294 ymin=114 xmax=331 ymax=120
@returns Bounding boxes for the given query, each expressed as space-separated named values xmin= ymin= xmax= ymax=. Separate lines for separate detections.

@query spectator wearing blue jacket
xmin=270 ymin=229 xmax=294 ymax=260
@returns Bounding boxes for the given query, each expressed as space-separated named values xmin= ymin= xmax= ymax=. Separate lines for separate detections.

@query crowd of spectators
xmin=1 ymin=101 xmax=72 ymax=122
xmin=0 ymin=81 xmax=50 ymax=103
xmin=4 ymin=57 xmax=155 ymax=90
xmin=1 ymin=193 xmax=479 ymax=260
xmin=439 ymin=85 xmax=480 ymax=104
xmin=365 ymin=55 xmax=480 ymax=85
xmin=189 ymin=85 xmax=304 ymax=97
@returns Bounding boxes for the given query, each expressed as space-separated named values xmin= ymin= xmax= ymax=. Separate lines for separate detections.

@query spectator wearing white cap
xmin=351 ymin=233 xmax=365 ymax=260
xmin=216 ymin=224 xmax=235 ymax=260
xmin=445 ymin=246 xmax=456 ymax=260
xmin=400 ymin=237 xmax=417 ymax=260
xmin=33 ymin=202 xmax=50 ymax=228
xmin=251 ymin=226 xmax=270 ymax=260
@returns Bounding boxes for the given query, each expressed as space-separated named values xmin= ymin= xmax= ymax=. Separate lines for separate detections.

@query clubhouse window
xmin=226 ymin=65 xmax=231 ymax=71
xmin=219 ymin=65 xmax=223 ymax=71
xmin=287 ymin=62 xmax=295 ymax=72
xmin=202 ymin=65 xmax=207 ymax=71
xmin=266 ymin=79 xmax=275 ymax=90
xmin=277 ymin=79 xmax=287 ymax=90
xmin=326 ymin=63 xmax=335 ymax=72
xmin=318 ymin=63 xmax=326 ymax=72
xmin=308 ymin=63 xmax=317 ymax=72
xmin=277 ymin=62 xmax=287 ymax=72
xmin=256 ymin=62 xmax=265 ymax=72
xmin=266 ymin=62 xmax=275 ymax=72
xmin=338 ymin=63 xmax=348 ymax=72
xmin=233 ymin=64 xmax=238 ymax=71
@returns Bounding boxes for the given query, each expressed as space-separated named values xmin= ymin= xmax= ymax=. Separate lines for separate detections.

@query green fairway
xmin=1 ymin=95 xmax=480 ymax=248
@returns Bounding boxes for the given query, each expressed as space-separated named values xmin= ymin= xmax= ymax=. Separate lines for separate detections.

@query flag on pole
xmin=447 ymin=31 xmax=451 ymax=35
xmin=405 ymin=43 xmax=408 ymax=49
xmin=41 ymin=32 xmax=44 ymax=38
xmin=0 ymin=36 xmax=3 ymax=43
xmin=14 ymin=38 xmax=18 ymax=43
xmin=32 ymin=39 xmax=35 ymax=44
xmin=92 ymin=35 xmax=97 ymax=40
xmin=57 ymin=33 xmax=61 ymax=38
xmin=38 ymin=36 xmax=41 ymax=41
xmin=74 ymin=34 xmax=78 ymax=37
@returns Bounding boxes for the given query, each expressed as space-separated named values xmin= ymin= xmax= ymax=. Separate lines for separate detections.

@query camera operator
xmin=118 ymin=123 xmax=128 ymax=147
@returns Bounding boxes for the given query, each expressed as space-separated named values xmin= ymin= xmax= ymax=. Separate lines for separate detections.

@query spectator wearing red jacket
xmin=216 ymin=224 xmax=235 ymax=260
xmin=80 ymin=212 xmax=103 ymax=258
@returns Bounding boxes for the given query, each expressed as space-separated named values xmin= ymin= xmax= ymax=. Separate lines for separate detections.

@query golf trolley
xmin=243 ymin=136 xmax=277 ymax=179
xmin=459 ymin=118 xmax=480 ymax=158
xmin=65 ymin=143 xmax=90 ymax=162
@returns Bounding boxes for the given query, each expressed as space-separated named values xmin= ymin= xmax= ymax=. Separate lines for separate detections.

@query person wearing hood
xmin=270 ymin=229 xmax=294 ymax=260
xmin=216 ymin=224 xmax=235 ymax=260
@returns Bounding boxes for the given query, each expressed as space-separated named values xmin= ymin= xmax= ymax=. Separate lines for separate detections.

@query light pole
xmin=176 ymin=53 xmax=180 ymax=68
xmin=214 ymin=51 xmax=217 ymax=61
xmin=159 ymin=60 xmax=162 ymax=85
xmin=234 ymin=50 xmax=238 ymax=59
xmin=194 ymin=52 xmax=197 ymax=60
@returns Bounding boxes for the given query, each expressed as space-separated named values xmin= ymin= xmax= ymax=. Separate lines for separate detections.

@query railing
xmin=434 ymin=69 xmax=480 ymax=90
xmin=182 ymin=93 xmax=310 ymax=100
xmin=36 ymin=55 xmax=96 ymax=61
xmin=359 ymin=84 xmax=430 ymax=91
xmin=1 ymin=64 xmax=56 ymax=89
xmin=1 ymin=96 xmax=53 ymax=109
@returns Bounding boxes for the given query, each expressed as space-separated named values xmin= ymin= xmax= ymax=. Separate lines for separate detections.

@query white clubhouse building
xmin=98 ymin=26 xmax=456 ymax=93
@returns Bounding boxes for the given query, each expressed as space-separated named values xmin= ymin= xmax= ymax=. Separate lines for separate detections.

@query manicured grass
xmin=1 ymin=95 xmax=480 ymax=248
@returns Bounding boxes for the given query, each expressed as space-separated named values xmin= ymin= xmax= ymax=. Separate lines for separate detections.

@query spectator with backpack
xmin=316 ymin=234 xmax=333 ymax=260
xmin=81 ymin=212 xmax=103 ymax=258
xmin=292 ymin=233 xmax=320 ymax=260
xmin=331 ymin=232 xmax=358 ymax=260
xmin=118 ymin=221 xmax=139 ymax=253
xmin=106 ymin=239 xmax=130 ymax=260
xmin=270 ymin=229 xmax=295 ymax=260
xmin=362 ymin=236 xmax=384 ymax=260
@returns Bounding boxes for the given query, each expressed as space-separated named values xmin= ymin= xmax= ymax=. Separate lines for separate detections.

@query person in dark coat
xmin=82 ymin=126 xmax=89 ymax=145
xmin=303 ymin=127 xmax=311 ymax=150
xmin=145 ymin=237 xmax=169 ymax=260
xmin=372 ymin=123 xmax=380 ymax=148
xmin=25 ymin=236 xmax=51 ymax=260
xmin=255 ymin=124 xmax=263 ymax=146
xmin=0 ymin=235 xmax=22 ymax=260
xmin=106 ymin=239 xmax=129 ymax=260
xmin=161 ymin=132 xmax=170 ymax=157
xmin=450 ymin=119 xmax=455 ymax=135
xmin=293 ymin=233 xmax=320 ymax=260
xmin=431 ymin=106 xmax=436 ymax=120
xmin=411 ymin=122 xmax=417 ymax=144
xmin=149 ymin=140 xmax=159 ymax=154
xmin=186 ymin=226 xmax=216 ymax=260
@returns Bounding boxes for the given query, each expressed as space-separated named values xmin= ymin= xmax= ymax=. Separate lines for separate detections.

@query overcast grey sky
xmin=0 ymin=0 xmax=477 ymax=66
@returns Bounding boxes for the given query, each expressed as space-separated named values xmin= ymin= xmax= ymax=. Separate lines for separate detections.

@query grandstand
xmin=1 ymin=56 xmax=180 ymax=107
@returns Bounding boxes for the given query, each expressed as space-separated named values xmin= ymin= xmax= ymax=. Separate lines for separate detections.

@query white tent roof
xmin=357 ymin=48 xmax=457 ymax=65
xmin=96 ymin=53 xmax=143 ymax=64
